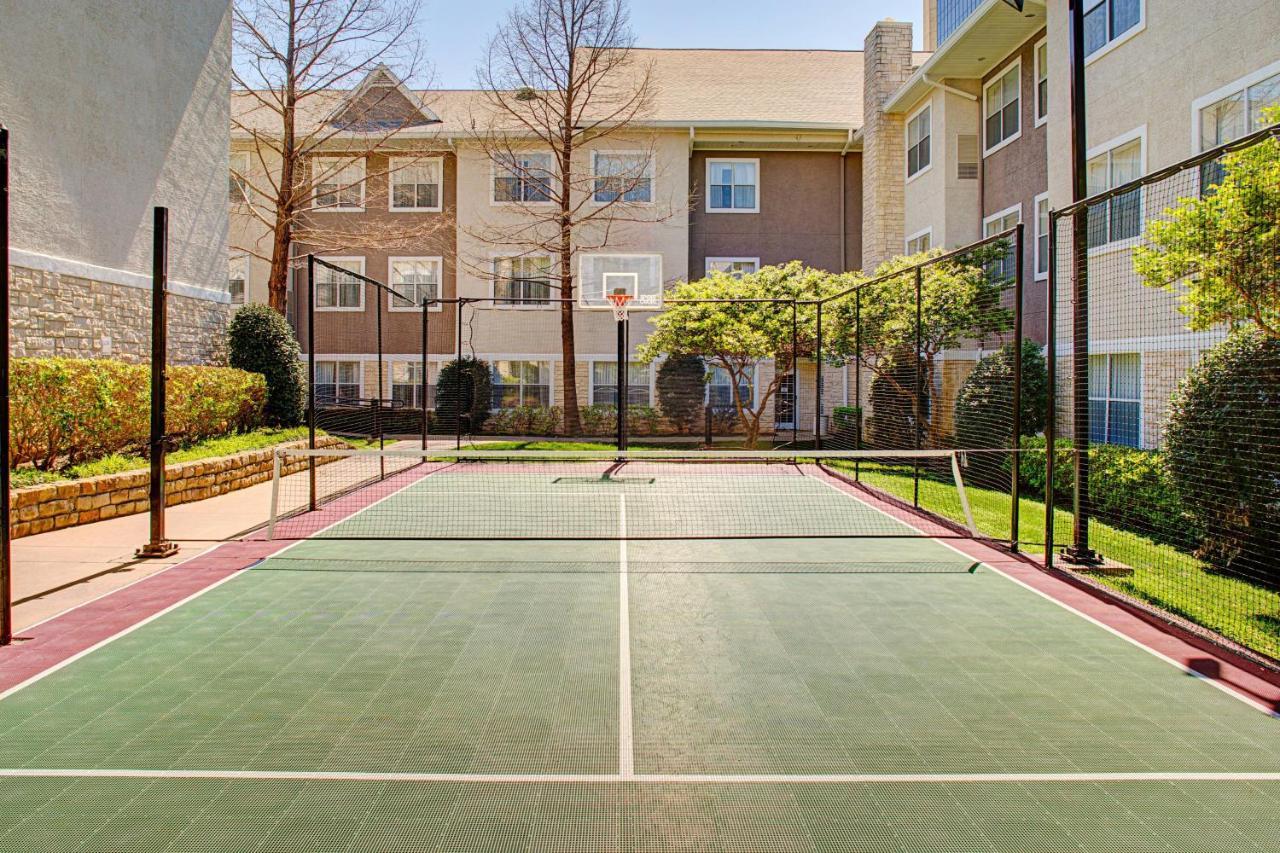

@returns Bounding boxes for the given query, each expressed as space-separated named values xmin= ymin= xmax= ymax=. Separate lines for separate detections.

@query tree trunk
xmin=559 ymin=284 xmax=580 ymax=435
xmin=267 ymin=216 xmax=291 ymax=314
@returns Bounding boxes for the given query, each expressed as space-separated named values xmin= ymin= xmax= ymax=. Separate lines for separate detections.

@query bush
xmin=868 ymin=350 xmax=929 ymax=448
xmin=1164 ymin=329 xmax=1280 ymax=585
xmin=227 ymin=304 xmax=305 ymax=426
xmin=954 ymin=341 xmax=1047 ymax=449
xmin=831 ymin=406 xmax=862 ymax=440
xmin=435 ymin=358 xmax=492 ymax=433
xmin=655 ymin=355 xmax=705 ymax=434
xmin=485 ymin=406 xmax=561 ymax=435
xmin=628 ymin=405 xmax=661 ymax=436
xmin=8 ymin=358 xmax=265 ymax=469
xmin=581 ymin=403 xmax=616 ymax=435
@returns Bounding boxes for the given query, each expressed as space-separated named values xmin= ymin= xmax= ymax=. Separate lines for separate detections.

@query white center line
xmin=618 ymin=493 xmax=634 ymax=778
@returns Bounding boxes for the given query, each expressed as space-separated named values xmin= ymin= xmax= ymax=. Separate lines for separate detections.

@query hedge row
xmin=10 ymin=358 xmax=266 ymax=470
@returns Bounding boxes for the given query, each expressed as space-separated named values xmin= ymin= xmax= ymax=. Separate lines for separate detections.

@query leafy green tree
xmin=638 ymin=263 xmax=852 ymax=447
xmin=1134 ymin=106 xmax=1280 ymax=338
xmin=226 ymin=304 xmax=305 ymax=426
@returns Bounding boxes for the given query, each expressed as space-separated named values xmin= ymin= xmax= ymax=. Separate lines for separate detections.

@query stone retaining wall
xmin=9 ymin=438 xmax=347 ymax=539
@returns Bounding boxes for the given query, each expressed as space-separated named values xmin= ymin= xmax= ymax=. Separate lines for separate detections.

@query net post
xmin=137 ymin=206 xmax=178 ymax=559
xmin=814 ymin=301 xmax=823 ymax=449
xmin=913 ymin=265 xmax=923 ymax=508
xmin=0 ymin=123 xmax=11 ymax=646
xmin=421 ymin=296 xmax=429 ymax=451
xmin=951 ymin=451 xmax=978 ymax=536
xmin=791 ymin=300 xmax=798 ymax=448
xmin=267 ymin=448 xmax=282 ymax=540
xmin=307 ymin=254 xmax=317 ymax=512
xmin=616 ymin=307 xmax=627 ymax=453
xmin=1044 ymin=213 xmax=1058 ymax=569
xmin=1010 ymin=223 xmax=1024 ymax=552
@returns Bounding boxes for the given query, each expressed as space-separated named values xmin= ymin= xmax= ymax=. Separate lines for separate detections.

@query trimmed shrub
xmin=655 ymin=355 xmax=705 ymax=434
xmin=435 ymin=358 xmax=492 ymax=433
xmin=8 ymin=358 xmax=265 ymax=469
xmin=954 ymin=341 xmax=1047 ymax=449
xmin=227 ymin=304 xmax=305 ymax=426
xmin=1164 ymin=329 xmax=1280 ymax=585
xmin=868 ymin=350 xmax=929 ymax=448
xmin=485 ymin=406 xmax=561 ymax=436
xmin=581 ymin=403 xmax=616 ymax=435
xmin=628 ymin=405 xmax=661 ymax=436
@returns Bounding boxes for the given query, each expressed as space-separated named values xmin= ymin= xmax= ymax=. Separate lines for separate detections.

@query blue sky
xmin=418 ymin=1 xmax=924 ymax=88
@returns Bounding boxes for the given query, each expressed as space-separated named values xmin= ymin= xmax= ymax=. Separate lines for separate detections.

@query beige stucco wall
xmin=901 ymin=85 xmax=982 ymax=253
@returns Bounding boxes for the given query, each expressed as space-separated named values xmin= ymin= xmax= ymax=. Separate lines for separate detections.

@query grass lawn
xmin=827 ymin=460 xmax=1280 ymax=662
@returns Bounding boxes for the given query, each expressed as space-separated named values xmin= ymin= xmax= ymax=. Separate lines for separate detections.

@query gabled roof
xmin=325 ymin=64 xmax=440 ymax=131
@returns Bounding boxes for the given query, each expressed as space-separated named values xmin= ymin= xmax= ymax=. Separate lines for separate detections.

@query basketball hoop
xmin=606 ymin=290 xmax=633 ymax=322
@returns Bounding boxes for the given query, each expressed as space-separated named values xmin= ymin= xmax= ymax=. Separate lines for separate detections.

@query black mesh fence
xmin=1048 ymin=123 xmax=1280 ymax=664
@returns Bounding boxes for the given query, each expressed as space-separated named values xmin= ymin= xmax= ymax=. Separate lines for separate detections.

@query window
xmin=493 ymin=152 xmax=553 ymax=203
xmin=579 ymin=254 xmax=663 ymax=307
xmin=593 ymin=151 xmax=653 ymax=203
xmin=984 ymin=62 xmax=1021 ymax=154
xmin=1089 ymin=353 xmax=1141 ymax=447
xmin=983 ymin=206 xmax=1021 ymax=281
xmin=707 ymin=365 xmax=753 ymax=408
xmin=1083 ymin=0 xmax=1142 ymax=59
xmin=315 ymin=361 xmax=361 ymax=404
xmin=591 ymin=361 xmax=652 ymax=406
xmin=388 ymin=258 xmax=441 ymax=310
xmin=1195 ymin=65 xmax=1280 ymax=189
xmin=390 ymin=361 xmax=430 ymax=409
xmin=1086 ymin=134 xmax=1143 ymax=247
xmin=491 ymin=360 xmax=551 ymax=409
xmin=1034 ymin=194 xmax=1050 ymax=280
xmin=906 ymin=105 xmax=932 ymax=178
xmin=706 ymin=258 xmax=759 ymax=277
xmin=389 ymin=157 xmax=442 ymax=211
xmin=905 ymin=230 xmax=932 ymax=255
xmin=494 ymin=256 xmax=552 ymax=306
xmin=312 ymin=157 xmax=365 ymax=210
xmin=1034 ymin=39 xmax=1048 ymax=125
xmin=230 ymin=151 xmax=250 ymax=203
xmin=228 ymin=256 xmax=248 ymax=304
xmin=314 ymin=258 xmax=364 ymax=310
xmin=706 ymin=159 xmax=759 ymax=212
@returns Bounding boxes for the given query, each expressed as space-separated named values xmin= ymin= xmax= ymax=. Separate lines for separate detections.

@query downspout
xmin=839 ymin=128 xmax=854 ymax=272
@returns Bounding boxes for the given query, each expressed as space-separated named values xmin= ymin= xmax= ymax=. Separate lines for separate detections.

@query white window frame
xmin=1088 ymin=352 xmax=1143 ymax=448
xmin=983 ymin=57 xmax=1023 ymax=157
xmin=1034 ymin=38 xmax=1049 ymax=127
xmin=387 ymin=358 xmax=431 ymax=409
xmin=1083 ymin=0 xmax=1146 ymax=67
xmin=591 ymin=150 xmax=654 ymax=205
xmin=705 ymin=257 xmax=760 ymax=277
xmin=904 ymin=227 xmax=933 ymax=255
xmin=1085 ymin=125 xmax=1146 ymax=254
xmin=230 ymin=151 xmax=251 ymax=204
xmin=488 ymin=358 xmax=555 ymax=409
xmin=388 ymin=156 xmax=443 ymax=213
xmin=311 ymin=157 xmax=365 ymax=212
xmin=1190 ymin=58 xmax=1280 ymax=152
xmin=577 ymin=253 xmax=664 ymax=309
xmin=983 ymin=204 xmax=1022 ymax=281
xmin=705 ymin=157 xmax=760 ymax=214
xmin=386 ymin=256 xmax=444 ymax=312
xmin=490 ymin=254 xmax=555 ymax=310
xmin=705 ymin=364 xmax=759 ymax=409
xmin=228 ymin=255 xmax=249 ymax=305
xmin=588 ymin=359 xmax=655 ymax=406
xmin=314 ymin=359 xmax=364 ymax=403
xmin=314 ymin=256 xmax=366 ymax=312
xmin=490 ymin=152 xmax=555 ymax=206
xmin=905 ymin=102 xmax=933 ymax=181
xmin=1033 ymin=193 xmax=1050 ymax=281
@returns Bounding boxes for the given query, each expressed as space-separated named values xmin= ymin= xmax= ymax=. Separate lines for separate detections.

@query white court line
xmin=618 ymin=494 xmax=634 ymax=778
xmin=1 ymin=768 xmax=1278 ymax=784
xmin=810 ymin=469 xmax=1280 ymax=720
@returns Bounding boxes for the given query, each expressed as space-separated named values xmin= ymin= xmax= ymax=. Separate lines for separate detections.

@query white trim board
xmin=9 ymin=248 xmax=231 ymax=304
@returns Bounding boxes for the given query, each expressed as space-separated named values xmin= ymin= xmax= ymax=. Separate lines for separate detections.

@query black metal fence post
xmin=455 ymin=299 xmax=464 ymax=450
xmin=306 ymin=254 xmax=316 ymax=511
xmin=790 ymin=301 xmax=798 ymax=447
xmin=0 ymin=124 xmax=11 ymax=645
xmin=137 ymin=207 xmax=178 ymax=558
xmin=814 ymin=302 xmax=824 ymax=449
xmin=1045 ymin=214 xmax=1059 ymax=569
xmin=913 ymin=266 xmax=923 ymax=508
xmin=1010 ymin=223 xmax=1025 ymax=552
xmin=854 ymin=288 xmax=862 ymax=481
xmin=375 ymin=274 xmax=385 ymax=479
xmin=421 ymin=298 xmax=429 ymax=450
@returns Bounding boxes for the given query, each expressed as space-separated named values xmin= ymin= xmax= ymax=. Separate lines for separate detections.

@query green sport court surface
xmin=1 ymin=456 xmax=1278 ymax=851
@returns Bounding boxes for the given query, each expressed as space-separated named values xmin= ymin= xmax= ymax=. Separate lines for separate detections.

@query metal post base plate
xmin=136 ymin=541 xmax=180 ymax=559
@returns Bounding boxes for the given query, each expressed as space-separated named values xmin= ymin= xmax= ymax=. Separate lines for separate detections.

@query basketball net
xmin=606 ymin=290 xmax=633 ymax=322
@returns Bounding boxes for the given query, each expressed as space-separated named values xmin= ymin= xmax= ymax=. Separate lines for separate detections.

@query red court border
xmin=2 ymin=461 xmax=1277 ymax=718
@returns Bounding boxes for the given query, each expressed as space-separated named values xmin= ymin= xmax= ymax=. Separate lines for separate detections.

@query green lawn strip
xmin=826 ymin=460 xmax=1280 ymax=661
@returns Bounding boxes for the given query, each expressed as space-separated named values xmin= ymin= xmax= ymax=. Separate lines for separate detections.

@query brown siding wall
xmin=689 ymin=151 xmax=862 ymax=278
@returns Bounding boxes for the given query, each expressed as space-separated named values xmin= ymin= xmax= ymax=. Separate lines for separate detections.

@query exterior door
xmin=774 ymin=373 xmax=796 ymax=430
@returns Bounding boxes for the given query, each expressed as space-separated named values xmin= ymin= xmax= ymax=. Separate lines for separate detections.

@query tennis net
xmin=267 ymin=448 xmax=990 ymax=541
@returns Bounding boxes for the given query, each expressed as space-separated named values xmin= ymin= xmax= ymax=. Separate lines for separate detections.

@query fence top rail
xmin=1052 ymin=122 xmax=1280 ymax=219
xmin=274 ymin=447 xmax=1003 ymax=461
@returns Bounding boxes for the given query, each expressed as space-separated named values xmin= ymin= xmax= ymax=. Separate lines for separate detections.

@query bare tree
xmin=470 ymin=0 xmax=676 ymax=434
xmin=231 ymin=0 xmax=444 ymax=312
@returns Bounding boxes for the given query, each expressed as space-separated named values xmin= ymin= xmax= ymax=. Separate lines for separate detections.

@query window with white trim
xmin=706 ymin=258 xmax=759 ymax=277
xmin=593 ymin=151 xmax=652 ymax=203
xmin=314 ymin=258 xmax=364 ymax=310
xmin=1084 ymin=0 xmax=1142 ymax=59
xmin=1034 ymin=40 xmax=1048 ymax=124
xmin=494 ymin=256 xmax=552 ymax=306
xmin=906 ymin=106 xmax=931 ymax=177
xmin=984 ymin=63 xmax=1021 ymax=154
xmin=706 ymin=159 xmax=758 ymax=212
xmin=1086 ymin=136 xmax=1142 ymax=247
xmin=230 ymin=151 xmax=250 ymax=203
xmin=591 ymin=361 xmax=652 ymax=406
xmin=389 ymin=157 xmax=442 ymax=210
xmin=388 ymin=258 xmax=441 ymax=310
xmin=228 ymin=256 xmax=248 ymax=304
xmin=1089 ymin=353 xmax=1141 ymax=447
xmin=579 ymin=254 xmax=662 ymax=307
xmin=390 ymin=360 xmax=431 ymax=408
xmin=905 ymin=230 xmax=932 ymax=255
xmin=312 ymin=157 xmax=365 ymax=210
xmin=490 ymin=360 xmax=551 ymax=409
xmin=1197 ymin=67 xmax=1280 ymax=190
xmin=1034 ymin=194 xmax=1050 ymax=279
xmin=315 ymin=361 xmax=361 ymax=404
xmin=983 ymin=207 xmax=1020 ymax=281
xmin=708 ymin=365 xmax=753 ymax=408
xmin=493 ymin=152 xmax=553 ymax=203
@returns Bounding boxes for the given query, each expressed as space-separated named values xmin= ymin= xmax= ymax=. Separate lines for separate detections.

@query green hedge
xmin=227 ymin=304 xmax=305 ymax=426
xmin=9 ymin=358 xmax=265 ymax=470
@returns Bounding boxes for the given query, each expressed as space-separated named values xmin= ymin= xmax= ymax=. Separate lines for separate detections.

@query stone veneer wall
xmin=860 ymin=20 xmax=917 ymax=273
xmin=9 ymin=438 xmax=346 ymax=539
xmin=8 ymin=264 xmax=230 ymax=365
